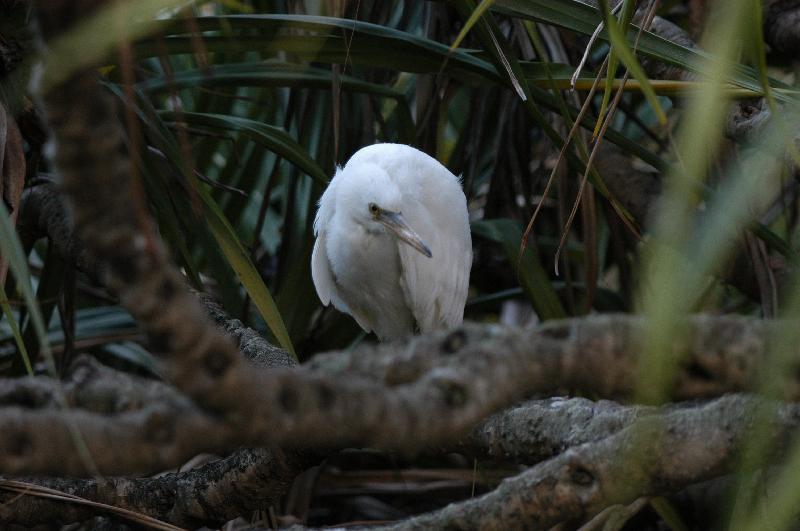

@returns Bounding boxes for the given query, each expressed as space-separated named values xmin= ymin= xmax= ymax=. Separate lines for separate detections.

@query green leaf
xmin=450 ymin=0 xmax=498 ymax=51
xmin=494 ymin=0 xmax=797 ymax=102
xmin=140 ymin=61 xmax=405 ymax=98
xmin=132 ymin=14 xmax=668 ymax=170
xmin=0 ymin=281 xmax=32 ymax=375
xmin=199 ymin=187 xmax=297 ymax=359
xmin=597 ymin=0 xmax=666 ymax=125
xmin=160 ymin=111 xmax=329 ymax=185
xmin=471 ymin=219 xmax=566 ymax=320
xmin=136 ymin=15 xmax=499 ymax=84
xmin=636 ymin=0 xmax=778 ymax=404
xmin=595 ymin=0 xmax=636 ymax=136
xmin=651 ymin=497 xmax=690 ymax=531
xmin=0 ymin=200 xmax=55 ymax=374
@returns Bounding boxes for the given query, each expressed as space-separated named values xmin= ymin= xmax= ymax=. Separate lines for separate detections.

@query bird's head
xmin=336 ymin=161 xmax=432 ymax=258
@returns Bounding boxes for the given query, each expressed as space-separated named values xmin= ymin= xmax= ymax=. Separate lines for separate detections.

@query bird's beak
xmin=378 ymin=211 xmax=433 ymax=258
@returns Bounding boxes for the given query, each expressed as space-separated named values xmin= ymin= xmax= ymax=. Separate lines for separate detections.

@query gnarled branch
xmin=392 ymin=394 xmax=800 ymax=530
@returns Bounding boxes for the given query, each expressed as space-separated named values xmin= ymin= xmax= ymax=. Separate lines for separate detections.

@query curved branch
xmin=198 ymin=293 xmax=295 ymax=369
xmin=458 ymin=397 xmax=651 ymax=464
xmin=392 ymin=394 xmax=800 ymax=530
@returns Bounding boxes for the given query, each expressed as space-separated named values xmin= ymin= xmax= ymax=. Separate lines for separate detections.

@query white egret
xmin=312 ymin=143 xmax=472 ymax=341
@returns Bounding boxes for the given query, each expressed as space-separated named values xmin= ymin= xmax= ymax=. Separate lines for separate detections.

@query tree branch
xmin=457 ymin=397 xmax=652 ymax=465
xmin=391 ymin=394 xmax=800 ymax=530
xmin=0 ymin=313 xmax=789 ymax=475
xmin=197 ymin=293 xmax=295 ymax=369
xmin=1 ymin=356 xmax=311 ymax=526
xmin=0 ymin=447 xmax=305 ymax=528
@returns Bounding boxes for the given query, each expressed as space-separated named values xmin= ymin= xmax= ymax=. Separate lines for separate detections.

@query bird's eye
xmin=368 ymin=203 xmax=379 ymax=215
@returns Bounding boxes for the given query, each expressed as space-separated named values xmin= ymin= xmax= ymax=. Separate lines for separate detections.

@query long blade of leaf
xmin=0 ymin=281 xmax=32 ymax=375
xmin=160 ymin=111 xmax=328 ymax=185
xmin=472 ymin=219 xmax=566 ymax=320
xmin=200 ymin=188 xmax=297 ymax=359
xmin=494 ymin=0 xmax=797 ymax=101
xmin=597 ymin=0 xmax=666 ymax=125
xmin=594 ymin=0 xmax=636 ymax=136
xmin=450 ymin=0 xmax=498 ymax=51
xmin=0 ymin=200 xmax=53 ymax=373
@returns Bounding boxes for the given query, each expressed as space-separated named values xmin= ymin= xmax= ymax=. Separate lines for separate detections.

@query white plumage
xmin=312 ymin=143 xmax=472 ymax=341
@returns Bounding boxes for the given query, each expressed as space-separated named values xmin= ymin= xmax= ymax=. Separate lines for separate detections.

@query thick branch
xmin=0 ymin=397 xmax=661 ymax=528
xmin=198 ymin=293 xmax=295 ymax=369
xmin=392 ymin=394 xmax=800 ymax=530
xmin=0 ymin=374 xmax=652 ymax=526
xmin=0 ymin=355 xmax=188 ymax=413
xmin=0 ymin=403 xmax=235 ymax=476
xmin=458 ymin=397 xmax=651 ymax=465
xmin=305 ymin=314 xmax=772 ymax=402
xmin=0 ymin=314 xmax=786 ymax=475
xmin=0 ymin=447 xmax=304 ymax=528
xmin=1 ymin=360 xmax=308 ymax=525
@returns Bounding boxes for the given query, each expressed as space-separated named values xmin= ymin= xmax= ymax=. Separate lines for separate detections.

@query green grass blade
xmin=635 ymin=0 xmax=771 ymax=404
xmin=0 ymin=281 xmax=33 ymax=375
xmin=595 ymin=0 xmax=636 ymax=136
xmin=597 ymin=0 xmax=666 ymax=125
xmin=200 ymin=187 xmax=297 ymax=359
xmin=450 ymin=0 xmax=497 ymax=51
xmin=160 ymin=111 xmax=329 ymax=185
xmin=651 ymin=497 xmax=690 ymax=531
xmin=0 ymin=200 xmax=54 ymax=374
xmin=472 ymin=219 xmax=566 ymax=320
xmin=139 ymin=61 xmax=405 ymax=98
xmin=494 ymin=0 xmax=796 ymax=101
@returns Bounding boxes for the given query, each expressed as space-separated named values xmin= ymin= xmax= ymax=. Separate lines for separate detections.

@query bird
xmin=312 ymin=143 xmax=472 ymax=341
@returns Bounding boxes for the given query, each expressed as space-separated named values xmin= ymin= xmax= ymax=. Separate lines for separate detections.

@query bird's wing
xmin=312 ymin=171 xmax=343 ymax=309
xmin=311 ymin=230 xmax=336 ymax=307
xmin=312 ymin=229 xmax=384 ymax=335
xmin=397 ymin=198 xmax=471 ymax=332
